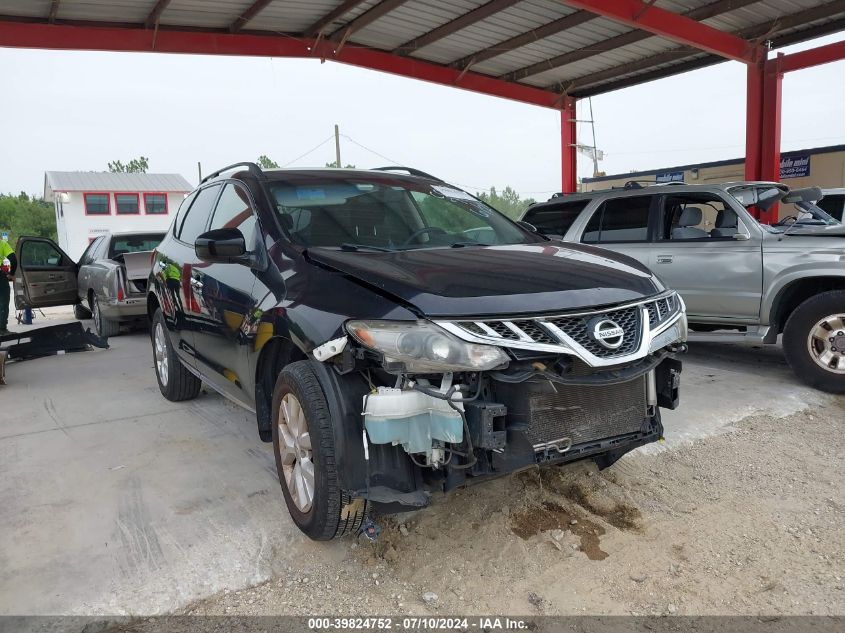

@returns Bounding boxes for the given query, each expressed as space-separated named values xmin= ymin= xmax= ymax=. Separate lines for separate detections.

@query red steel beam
xmin=759 ymin=57 xmax=783 ymax=224
xmin=777 ymin=39 xmax=845 ymax=73
xmin=0 ymin=20 xmax=562 ymax=108
xmin=557 ymin=0 xmax=761 ymax=62
xmin=561 ymin=97 xmax=577 ymax=193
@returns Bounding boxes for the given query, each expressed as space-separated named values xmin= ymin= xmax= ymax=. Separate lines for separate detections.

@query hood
xmin=307 ymin=243 xmax=661 ymax=318
xmin=780 ymin=223 xmax=845 ymax=237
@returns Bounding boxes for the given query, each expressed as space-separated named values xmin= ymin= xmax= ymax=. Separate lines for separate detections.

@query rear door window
xmin=582 ymin=196 xmax=652 ymax=244
xmin=524 ymin=200 xmax=588 ymax=238
xmin=178 ymin=185 xmax=221 ymax=245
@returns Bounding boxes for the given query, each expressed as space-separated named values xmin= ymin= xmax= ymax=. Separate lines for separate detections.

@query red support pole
xmin=759 ymin=55 xmax=783 ymax=224
xmin=744 ymin=61 xmax=764 ymax=182
xmin=561 ymin=97 xmax=577 ymax=193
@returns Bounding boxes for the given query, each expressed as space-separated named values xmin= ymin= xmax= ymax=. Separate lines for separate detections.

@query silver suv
xmin=522 ymin=181 xmax=845 ymax=393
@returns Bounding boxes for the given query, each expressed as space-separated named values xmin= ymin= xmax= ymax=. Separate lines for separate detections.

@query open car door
xmin=13 ymin=236 xmax=78 ymax=310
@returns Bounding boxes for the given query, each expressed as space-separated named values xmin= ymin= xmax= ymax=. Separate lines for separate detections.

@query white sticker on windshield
xmin=432 ymin=185 xmax=476 ymax=201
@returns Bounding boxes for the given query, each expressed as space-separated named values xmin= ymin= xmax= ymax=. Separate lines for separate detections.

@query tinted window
xmin=524 ymin=200 xmax=589 ymax=238
xmin=115 ymin=193 xmax=140 ymax=215
xmin=173 ymin=191 xmax=198 ymax=239
xmin=583 ymin=196 xmax=651 ymax=243
xmin=21 ymin=241 xmax=64 ymax=267
xmin=145 ymin=193 xmax=168 ymax=215
xmin=817 ymin=194 xmax=845 ymax=221
xmin=179 ymin=185 xmax=220 ymax=244
xmin=79 ymin=237 xmax=104 ymax=264
xmin=210 ymin=184 xmax=256 ymax=249
xmin=109 ymin=233 xmax=165 ymax=258
xmin=84 ymin=193 xmax=110 ymax=215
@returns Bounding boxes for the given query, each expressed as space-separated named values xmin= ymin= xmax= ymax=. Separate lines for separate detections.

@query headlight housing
xmin=346 ymin=320 xmax=510 ymax=373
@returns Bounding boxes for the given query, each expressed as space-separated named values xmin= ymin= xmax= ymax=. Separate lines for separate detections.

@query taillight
xmin=116 ymin=270 xmax=125 ymax=302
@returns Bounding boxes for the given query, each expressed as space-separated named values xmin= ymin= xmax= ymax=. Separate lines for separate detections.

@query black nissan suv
xmin=148 ymin=163 xmax=687 ymax=540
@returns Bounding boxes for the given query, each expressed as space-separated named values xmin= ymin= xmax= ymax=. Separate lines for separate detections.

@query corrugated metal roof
xmin=45 ymin=171 xmax=193 ymax=193
xmin=2 ymin=1 xmax=844 ymax=99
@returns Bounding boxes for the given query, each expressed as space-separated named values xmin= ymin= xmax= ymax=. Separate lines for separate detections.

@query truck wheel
xmin=73 ymin=303 xmax=92 ymax=320
xmin=271 ymin=360 xmax=367 ymax=540
xmin=783 ymin=290 xmax=845 ymax=394
xmin=151 ymin=308 xmax=201 ymax=402
xmin=92 ymin=294 xmax=120 ymax=338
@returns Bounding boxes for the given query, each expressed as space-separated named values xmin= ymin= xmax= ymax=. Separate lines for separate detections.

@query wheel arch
xmin=147 ymin=291 xmax=160 ymax=321
xmin=254 ymin=335 xmax=307 ymax=441
xmin=769 ymin=276 xmax=845 ymax=335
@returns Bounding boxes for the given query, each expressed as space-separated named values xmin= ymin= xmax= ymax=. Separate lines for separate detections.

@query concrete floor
xmin=0 ymin=309 xmax=833 ymax=615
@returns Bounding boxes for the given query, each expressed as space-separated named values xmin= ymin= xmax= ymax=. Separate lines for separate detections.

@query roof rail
xmin=201 ymin=162 xmax=265 ymax=184
xmin=371 ymin=166 xmax=443 ymax=181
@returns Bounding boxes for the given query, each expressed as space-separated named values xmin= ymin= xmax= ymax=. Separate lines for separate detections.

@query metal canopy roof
xmin=1 ymin=0 xmax=844 ymax=102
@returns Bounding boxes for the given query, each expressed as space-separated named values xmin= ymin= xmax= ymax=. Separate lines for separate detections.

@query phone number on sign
xmin=307 ymin=617 xmax=472 ymax=630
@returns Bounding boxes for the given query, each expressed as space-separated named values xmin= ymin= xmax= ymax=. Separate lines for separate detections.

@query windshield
xmin=269 ymin=178 xmax=537 ymax=251
xmin=109 ymin=233 xmax=165 ymax=258
xmin=764 ymin=202 xmax=841 ymax=233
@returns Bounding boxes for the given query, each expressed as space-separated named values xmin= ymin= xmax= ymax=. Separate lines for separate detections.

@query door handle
xmin=656 ymin=255 xmax=673 ymax=264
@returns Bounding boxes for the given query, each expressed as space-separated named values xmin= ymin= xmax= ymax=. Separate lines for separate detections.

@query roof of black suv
xmin=201 ymin=162 xmax=446 ymax=187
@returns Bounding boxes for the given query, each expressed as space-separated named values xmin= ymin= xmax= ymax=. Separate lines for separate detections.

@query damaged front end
xmin=313 ymin=292 xmax=687 ymax=511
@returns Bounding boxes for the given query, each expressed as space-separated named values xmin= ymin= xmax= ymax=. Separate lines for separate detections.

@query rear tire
xmin=92 ymin=294 xmax=120 ymax=338
xmin=151 ymin=308 xmax=201 ymax=402
xmin=782 ymin=290 xmax=845 ymax=394
xmin=271 ymin=360 xmax=367 ymax=540
xmin=73 ymin=303 xmax=92 ymax=320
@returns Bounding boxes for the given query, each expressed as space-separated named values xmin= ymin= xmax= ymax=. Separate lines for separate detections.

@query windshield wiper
xmin=449 ymin=241 xmax=483 ymax=248
xmin=340 ymin=243 xmax=394 ymax=252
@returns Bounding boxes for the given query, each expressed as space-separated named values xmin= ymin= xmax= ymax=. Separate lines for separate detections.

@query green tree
xmin=257 ymin=155 xmax=280 ymax=169
xmin=108 ymin=156 xmax=149 ymax=173
xmin=0 ymin=193 xmax=57 ymax=246
xmin=325 ymin=161 xmax=356 ymax=168
xmin=476 ymin=186 xmax=536 ymax=220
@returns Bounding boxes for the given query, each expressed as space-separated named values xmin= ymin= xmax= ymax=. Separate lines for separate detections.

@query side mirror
xmin=517 ymin=220 xmax=538 ymax=233
xmin=195 ymin=228 xmax=248 ymax=264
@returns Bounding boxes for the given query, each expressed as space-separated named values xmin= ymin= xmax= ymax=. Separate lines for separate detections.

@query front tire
xmin=151 ymin=308 xmax=201 ymax=402
xmin=782 ymin=290 xmax=845 ymax=394
xmin=92 ymin=294 xmax=120 ymax=338
xmin=271 ymin=360 xmax=367 ymax=540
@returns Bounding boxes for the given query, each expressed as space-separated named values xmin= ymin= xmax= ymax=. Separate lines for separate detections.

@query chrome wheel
xmin=278 ymin=393 xmax=314 ymax=513
xmin=807 ymin=314 xmax=845 ymax=375
xmin=154 ymin=322 xmax=169 ymax=386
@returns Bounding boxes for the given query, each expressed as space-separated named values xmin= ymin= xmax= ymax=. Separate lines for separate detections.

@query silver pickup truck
xmin=14 ymin=232 xmax=164 ymax=337
xmin=521 ymin=182 xmax=845 ymax=393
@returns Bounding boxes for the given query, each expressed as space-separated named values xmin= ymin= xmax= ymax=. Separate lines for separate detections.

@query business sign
xmin=780 ymin=154 xmax=810 ymax=179
xmin=655 ymin=170 xmax=684 ymax=183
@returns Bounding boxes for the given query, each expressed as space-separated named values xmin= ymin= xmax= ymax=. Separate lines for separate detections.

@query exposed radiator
xmin=525 ymin=377 xmax=647 ymax=448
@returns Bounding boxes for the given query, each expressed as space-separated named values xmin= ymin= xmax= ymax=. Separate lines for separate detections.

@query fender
xmin=763 ymin=267 xmax=845 ymax=327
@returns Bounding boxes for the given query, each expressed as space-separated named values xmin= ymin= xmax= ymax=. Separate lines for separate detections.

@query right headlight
xmin=346 ymin=320 xmax=510 ymax=373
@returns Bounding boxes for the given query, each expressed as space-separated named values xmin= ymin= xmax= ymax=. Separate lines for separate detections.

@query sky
xmin=1 ymin=31 xmax=844 ymax=200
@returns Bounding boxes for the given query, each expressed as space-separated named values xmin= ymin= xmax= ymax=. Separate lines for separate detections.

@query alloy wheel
xmin=278 ymin=392 xmax=315 ymax=513
xmin=807 ymin=314 xmax=845 ymax=374
xmin=154 ymin=322 xmax=169 ymax=386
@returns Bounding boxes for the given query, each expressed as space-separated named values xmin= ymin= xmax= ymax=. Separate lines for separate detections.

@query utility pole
xmin=334 ymin=124 xmax=341 ymax=168
xmin=588 ymin=98 xmax=599 ymax=177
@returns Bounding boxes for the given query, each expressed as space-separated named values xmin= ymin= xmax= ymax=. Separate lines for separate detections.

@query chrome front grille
xmin=548 ymin=304 xmax=641 ymax=358
xmin=436 ymin=292 xmax=683 ymax=366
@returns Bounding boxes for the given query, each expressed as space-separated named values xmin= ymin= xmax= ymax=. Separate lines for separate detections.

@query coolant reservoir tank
xmin=363 ymin=387 xmax=463 ymax=455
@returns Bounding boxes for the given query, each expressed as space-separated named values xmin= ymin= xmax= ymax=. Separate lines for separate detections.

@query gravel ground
xmin=145 ymin=399 xmax=845 ymax=615
xmin=114 ymin=398 xmax=844 ymax=625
